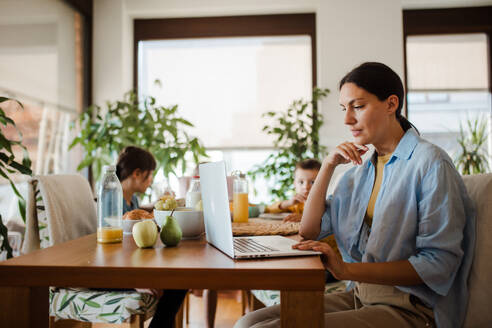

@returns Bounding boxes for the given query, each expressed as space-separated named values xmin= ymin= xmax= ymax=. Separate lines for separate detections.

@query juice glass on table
xmin=233 ymin=172 xmax=249 ymax=223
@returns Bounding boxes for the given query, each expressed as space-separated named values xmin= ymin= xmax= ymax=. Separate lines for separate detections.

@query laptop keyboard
xmin=234 ymin=238 xmax=279 ymax=253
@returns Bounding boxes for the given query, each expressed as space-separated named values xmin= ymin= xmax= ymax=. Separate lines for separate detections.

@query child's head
xmin=294 ymin=159 xmax=321 ymax=197
xmin=116 ymin=146 xmax=156 ymax=193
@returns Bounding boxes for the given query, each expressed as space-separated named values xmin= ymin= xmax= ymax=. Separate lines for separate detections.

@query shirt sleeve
xmin=317 ymin=195 xmax=334 ymax=240
xmin=408 ymin=160 xmax=467 ymax=296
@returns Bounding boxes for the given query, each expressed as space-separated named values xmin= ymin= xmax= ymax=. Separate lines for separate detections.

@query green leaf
xmin=58 ymin=294 xmax=77 ymax=312
xmin=104 ymin=297 xmax=125 ymax=305
xmin=98 ymin=312 xmax=120 ymax=317
xmin=79 ymin=298 xmax=101 ymax=308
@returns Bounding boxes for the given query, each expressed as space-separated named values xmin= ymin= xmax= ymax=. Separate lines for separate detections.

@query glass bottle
xmin=97 ymin=165 xmax=123 ymax=243
xmin=185 ymin=176 xmax=201 ymax=209
xmin=233 ymin=172 xmax=249 ymax=223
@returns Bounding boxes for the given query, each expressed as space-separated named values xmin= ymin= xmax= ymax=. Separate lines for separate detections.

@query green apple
xmin=132 ymin=220 xmax=158 ymax=248
xmin=160 ymin=215 xmax=182 ymax=247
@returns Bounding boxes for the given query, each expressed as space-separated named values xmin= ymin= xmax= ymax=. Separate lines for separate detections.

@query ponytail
xmin=396 ymin=112 xmax=420 ymax=134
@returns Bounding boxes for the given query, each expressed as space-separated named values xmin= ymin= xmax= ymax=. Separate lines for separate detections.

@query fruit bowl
xmin=154 ymin=207 xmax=205 ymax=239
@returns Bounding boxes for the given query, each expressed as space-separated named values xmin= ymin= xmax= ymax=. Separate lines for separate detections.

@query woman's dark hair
xmin=116 ymin=146 xmax=156 ymax=181
xmin=339 ymin=62 xmax=418 ymax=133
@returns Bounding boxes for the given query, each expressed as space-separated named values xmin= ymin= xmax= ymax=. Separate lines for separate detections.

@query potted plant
xmin=454 ymin=115 xmax=490 ymax=175
xmin=249 ymin=87 xmax=329 ymax=200
xmin=70 ymin=90 xmax=207 ymax=188
xmin=0 ymin=97 xmax=32 ymax=259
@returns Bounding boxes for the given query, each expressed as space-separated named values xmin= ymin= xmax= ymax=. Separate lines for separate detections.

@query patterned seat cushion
xmin=49 ymin=287 xmax=158 ymax=324
xmin=252 ymin=280 xmax=348 ymax=307
xmin=30 ymin=181 xmax=157 ymax=324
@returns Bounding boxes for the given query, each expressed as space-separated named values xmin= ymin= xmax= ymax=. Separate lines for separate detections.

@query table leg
xmin=280 ymin=290 xmax=324 ymax=328
xmin=0 ymin=286 xmax=49 ymax=328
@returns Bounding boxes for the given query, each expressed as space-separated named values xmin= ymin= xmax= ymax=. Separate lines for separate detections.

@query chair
xmin=462 ymin=173 xmax=492 ymax=327
xmin=23 ymin=175 xmax=158 ymax=327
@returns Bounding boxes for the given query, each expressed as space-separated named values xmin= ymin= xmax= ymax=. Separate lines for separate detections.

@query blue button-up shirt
xmin=318 ymin=129 xmax=475 ymax=328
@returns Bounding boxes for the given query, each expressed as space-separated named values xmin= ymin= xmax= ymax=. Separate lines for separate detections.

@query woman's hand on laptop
xmin=292 ymin=240 xmax=347 ymax=280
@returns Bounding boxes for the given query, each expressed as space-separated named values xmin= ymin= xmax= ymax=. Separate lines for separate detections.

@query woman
xmin=116 ymin=146 xmax=187 ymax=328
xmin=116 ymin=146 xmax=158 ymax=213
xmin=235 ymin=62 xmax=475 ymax=328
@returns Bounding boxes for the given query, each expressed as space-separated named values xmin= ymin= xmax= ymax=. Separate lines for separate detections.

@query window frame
xmin=133 ymin=13 xmax=317 ymax=91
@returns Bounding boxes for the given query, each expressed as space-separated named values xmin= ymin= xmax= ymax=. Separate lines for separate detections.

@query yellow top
xmin=365 ymin=152 xmax=393 ymax=228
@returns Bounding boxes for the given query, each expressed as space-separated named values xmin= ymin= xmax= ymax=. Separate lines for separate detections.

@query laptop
xmin=199 ymin=161 xmax=321 ymax=259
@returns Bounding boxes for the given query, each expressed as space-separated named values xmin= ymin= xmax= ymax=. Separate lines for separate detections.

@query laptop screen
xmin=199 ymin=161 xmax=235 ymax=258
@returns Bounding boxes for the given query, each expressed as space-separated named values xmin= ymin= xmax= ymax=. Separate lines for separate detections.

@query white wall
xmin=93 ymin=0 xmax=404 ymax=151
xmin=0 ymin=0 xmax=76 ymax=112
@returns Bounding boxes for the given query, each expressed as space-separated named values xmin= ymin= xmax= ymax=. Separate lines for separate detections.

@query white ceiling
xmin=402 ymin=0 xmax=492 ymax=9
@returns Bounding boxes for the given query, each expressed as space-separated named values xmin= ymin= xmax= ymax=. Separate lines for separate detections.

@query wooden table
xmin=0 ymin=233 xmax=325 ymax=327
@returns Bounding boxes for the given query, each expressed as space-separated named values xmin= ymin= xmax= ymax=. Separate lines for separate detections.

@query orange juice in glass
xmin=233 ymin=192 xmax=249 ymax=223
xmin=97 ymin=226 xmax=123 ymax=243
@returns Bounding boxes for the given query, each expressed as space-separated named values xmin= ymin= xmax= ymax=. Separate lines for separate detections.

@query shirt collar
xmin=392 ymin=128 xmax=419 ymax=160
xmin=367 ymin=128 xmax=419 ymax=167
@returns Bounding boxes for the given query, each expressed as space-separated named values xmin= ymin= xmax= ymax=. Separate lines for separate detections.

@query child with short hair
xmin=265 ymin=158 xmax=321 ymax=223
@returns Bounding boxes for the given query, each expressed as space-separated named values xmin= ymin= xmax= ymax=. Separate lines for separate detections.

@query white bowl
xmin=154 ymin=207 xmax=205 ymax=239
xmin=122 ymin=218 xmax=154 ymax=235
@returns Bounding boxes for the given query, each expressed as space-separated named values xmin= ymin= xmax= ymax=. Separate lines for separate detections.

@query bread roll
xmin=123 ymin=209 xmax=154 ymax=220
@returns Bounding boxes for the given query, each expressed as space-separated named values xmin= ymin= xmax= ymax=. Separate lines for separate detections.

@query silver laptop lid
xmin=199 ymin=161 xmax=235 ymax=258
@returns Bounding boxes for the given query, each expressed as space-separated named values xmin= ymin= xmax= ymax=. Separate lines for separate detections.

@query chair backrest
xmin=23 ymin=174 xmax=97 ymax=253
xmin=462 ymin=173 xmax=492 ymax=327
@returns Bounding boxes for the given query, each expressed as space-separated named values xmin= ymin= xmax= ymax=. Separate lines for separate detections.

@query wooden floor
xmin=91 ymin=290 xmax=244 ymax=328
xmin=184 ymin=290 xmax=244 ymax=328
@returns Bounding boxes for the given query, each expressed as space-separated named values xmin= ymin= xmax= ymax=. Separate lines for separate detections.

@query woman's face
xmin=135 ymin=170 xmax=153 ymax=193
xmin=339 ymin=82 xmax=397 ymax=146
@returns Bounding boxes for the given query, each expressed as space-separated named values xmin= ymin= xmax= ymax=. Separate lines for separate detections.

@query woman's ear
xmin=132 ymin=169 xmax=142 ymax=179
xmin=386 ymin=95 xmax=399 ymax=115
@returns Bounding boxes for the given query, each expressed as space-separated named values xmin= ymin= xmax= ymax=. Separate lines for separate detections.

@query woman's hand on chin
xmin=293 ymin=240 xmax=347 ymax=280
xmin=324 ymin=142 xmax=369 ymax=167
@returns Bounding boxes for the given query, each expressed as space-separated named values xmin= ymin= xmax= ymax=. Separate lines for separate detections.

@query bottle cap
xmin=103 ymin=165 xmax=116 ymax=172
xmin=192 ymin=175 xmax=200 ymax=179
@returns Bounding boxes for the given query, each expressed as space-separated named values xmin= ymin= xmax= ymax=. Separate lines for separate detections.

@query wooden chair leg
xmin=185 ymin=292 xmax=190 ymax=324
xmin=129 ymin=314 xmax=144 ymax=328
xmin=49 ymin=319 xmax=91 ymax=328
xmin=49 ymin=316 xmax=56 ymax=328
xmin=250 ymin=292 xmax=266 ymax=311
xmin=175 ymin=301 xmax=184 ymax=328
xmin=241 ymin=290 xmax=247 ymax=315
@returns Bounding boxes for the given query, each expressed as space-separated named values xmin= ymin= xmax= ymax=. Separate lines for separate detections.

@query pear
xmin=160 ymin=213 xmax=182 ymax=247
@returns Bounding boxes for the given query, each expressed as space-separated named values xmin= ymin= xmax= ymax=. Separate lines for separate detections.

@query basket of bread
xmin=122 ymin=209 xmax=154 ymax=234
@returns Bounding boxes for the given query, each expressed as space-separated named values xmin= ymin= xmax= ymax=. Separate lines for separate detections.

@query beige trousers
xmin=234 ymin=284 xmax=435 ymax=328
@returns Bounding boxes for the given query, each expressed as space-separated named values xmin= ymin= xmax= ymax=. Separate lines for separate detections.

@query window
xmin=406 ymin=33 xmax=491 ymax=157
xmin=403 ymin=7 xmax=492 ymax=167
xmin=135 ymin=14 xmax=316 ymax=203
